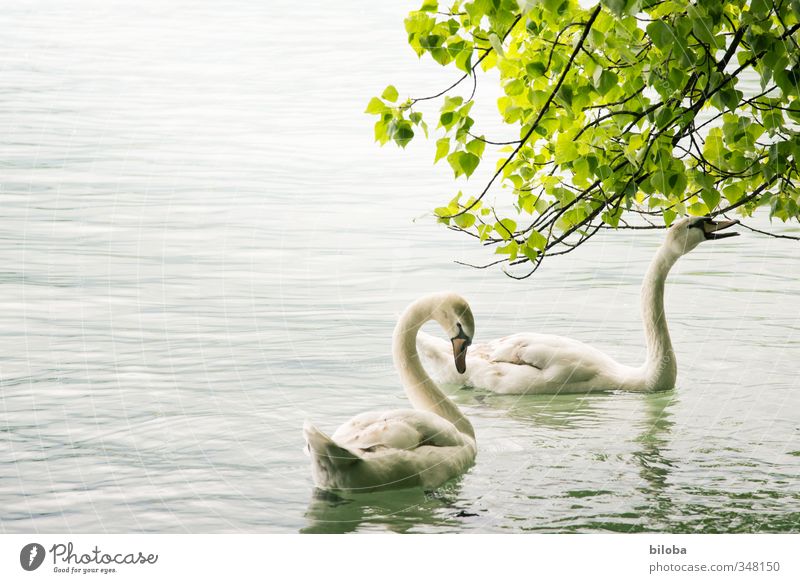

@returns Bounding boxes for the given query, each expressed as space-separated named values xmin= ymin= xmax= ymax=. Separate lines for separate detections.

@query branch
xmin=442 ymin=4 xmax=603 ymax=219
xmin=454 ymin=257 xmax=509 ymax=269
xmin=583 ymin=85 xmax=646 ymax=110
xmin=544 ymin=21 xmax=588 ymax=74
xmin=733 ymin=220 xmax=800 ymax=241
xmin=466 ymin=131 xmax=522 ymax=146
xmin=714 ymin=179 xmax=776 ymax=215
xmin=672 ymin=21 xmax=800 ymax=146
xmin=406 ymin=16 xmax=522 ymax=107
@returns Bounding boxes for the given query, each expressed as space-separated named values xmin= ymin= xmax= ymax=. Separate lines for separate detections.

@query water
xmin=1 ymin=0 xmax=799 ymax=533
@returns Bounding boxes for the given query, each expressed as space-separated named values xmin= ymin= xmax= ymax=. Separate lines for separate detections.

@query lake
xmin=1 ymin=0 xmax=798 ymax=533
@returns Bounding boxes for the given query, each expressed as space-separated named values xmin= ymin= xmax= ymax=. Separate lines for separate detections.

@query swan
xmin=303 ymin=292 xmax=477 ymax=492
xmin=417 ymin=216 xmax=739 ymax=394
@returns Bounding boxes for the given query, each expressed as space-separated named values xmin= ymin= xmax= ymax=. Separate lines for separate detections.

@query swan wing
xmin=486 ymin=333 xmax=615 ymax=383
xmin=332 ymin=409 xmax=466 ymax=453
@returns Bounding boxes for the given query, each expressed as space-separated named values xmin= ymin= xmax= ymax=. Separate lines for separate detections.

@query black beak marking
xmin=703 ymin=218 xmax=740 ymax=240
xmin=450 ymin=323 xmax=472 ymax=375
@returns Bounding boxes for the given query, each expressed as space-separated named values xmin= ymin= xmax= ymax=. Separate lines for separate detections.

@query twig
xmin=441 ymin=4 xmax=603 ymax=219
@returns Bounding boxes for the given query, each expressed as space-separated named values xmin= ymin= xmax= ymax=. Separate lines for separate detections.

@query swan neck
xmin=392 ymin=299 xmax=475 ymax=439
xmin=640 ymin=244 xmax=679 ymax=389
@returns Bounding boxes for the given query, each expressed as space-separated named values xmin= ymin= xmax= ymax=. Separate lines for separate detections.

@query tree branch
xmin=441 ymin=4 xmax=603 ymax=219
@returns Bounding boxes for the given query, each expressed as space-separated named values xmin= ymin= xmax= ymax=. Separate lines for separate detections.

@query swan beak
xmin=451 ymin=336 xmax=470 ymax=374
xmin=704 ymin=218 xmax=739 ymax=240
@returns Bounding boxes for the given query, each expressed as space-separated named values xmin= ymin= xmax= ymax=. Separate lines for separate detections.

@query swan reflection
xmin=301 ymin=479 xmax=479 ymax=533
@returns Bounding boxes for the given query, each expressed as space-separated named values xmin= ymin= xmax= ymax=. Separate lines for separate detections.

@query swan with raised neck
xmin=417 ymin=217 xmax=739 ymax=394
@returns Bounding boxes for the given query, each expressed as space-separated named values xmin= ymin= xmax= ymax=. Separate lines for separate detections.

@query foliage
xmin=367 ymin=0 xmax=800 ymax=277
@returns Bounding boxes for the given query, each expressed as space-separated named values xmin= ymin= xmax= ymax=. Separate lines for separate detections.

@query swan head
xmin=664 ymin=216 xmax=739 ymax=256
xmin=430 ymin=292 xmax=475 ymax=374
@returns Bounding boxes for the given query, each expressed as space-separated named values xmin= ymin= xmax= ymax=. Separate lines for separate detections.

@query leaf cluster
xmin=367 ymin=0 xmax=800 ymax=276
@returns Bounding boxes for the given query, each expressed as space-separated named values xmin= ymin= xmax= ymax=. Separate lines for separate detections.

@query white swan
xmin=303 ymin=292 xmax=477 ymax=492
xmin=418 ymin=217 xmax=739 ymax=394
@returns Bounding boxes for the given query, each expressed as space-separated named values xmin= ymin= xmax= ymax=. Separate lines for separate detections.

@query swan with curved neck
xmin=304 ymin=292 xmax=477 ymax=492
xmin=418 ymin=217 xmax=739 ymax=394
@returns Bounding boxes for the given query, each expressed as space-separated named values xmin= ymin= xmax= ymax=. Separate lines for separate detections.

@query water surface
xmin=1 ymin=0 xmax=799 ymax=533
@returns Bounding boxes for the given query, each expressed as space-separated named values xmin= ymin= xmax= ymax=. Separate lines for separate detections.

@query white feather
xmin=304 ymin=292 xmax=477 ymax=492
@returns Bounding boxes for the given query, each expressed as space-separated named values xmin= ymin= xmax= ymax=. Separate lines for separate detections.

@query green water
xmin=1 ymin=0 xmax=798 ymax=533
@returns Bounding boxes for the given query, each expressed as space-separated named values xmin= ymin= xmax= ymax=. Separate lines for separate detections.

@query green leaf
xmin=602 ymin=206 xmax=622 ymax=228
xmin=595 ymin=70 xmax=618 ymax=96
xmin=668 ymin=170 xmax=687 ymax=198
xmin=704 ymin=127 xmax=725 ymax=162
xmin=552 ymin=187 xmax=576 ymax=205
xmin=526 ymin=229 xmax=547 ymax=251
xmin=750 ymin=0 xmax=770 ymax=18
xmin=455 ymin=47 xmax=473 ymax=73
xmin=722 ymin=88 xmax=742 ymax=111
xmin=651 ymin=170 xmax=669 ymax=194
xmin=477 ymin=224 xmax=493 ymax=241
xmin=595 ymin=165 xmax=613 ymax=180
xmin=521 ymin=244 xmax=540 ymax=262
xmin=526 ymin=61 xmax=546 ymax=77
xmin=434 ymin=205 xmax=455 ymax=219
xmin=453 ymin=213 xmax=476 ymax=228
xmin=700 ymin=188 xmax=720 ymax=211
xmin=555 ymin=84 xmax=573 ymax=109
xmin=505 ymin=78 xmax=526 ymax=96
xmin=440 ymin=109 xmax=460 ymax=129
xmin=420 ymin=0 xmax=438 ymax=12
xmin=488 ymin=33 xmax=504 ymax=57
xmin=373 ymin=119 xmax=389 ymax=145
xmin=495 ymin=240 xmax=518 ymax=260
xmin=420 ymin=34 xmax=443 ymax=50
xmin=447 ymin=152 xmax=463 ymax=177
xmin=494 ymin=218 xmax=517 ymax=240
xmin=466 ymin=138 xmax=486 ymax=158
xmin=646 ymin=20 xmax=676 ymax=52
xmin=688 ymin=202 xmax=708 ymax=216
xmin=776 ymin=68 xmax=800 ymax=98
xmin=687 ymin=5 xmax=721 ymax=50
xmin=762 ymin=109 xmax=784 ymax=134
xmin=434 ymin=138 xmax=450 ymax=163
xmin=542 ymin=0 xmax=568 ymax=15
xmin=365 ymin=97 xmax=388 ymax=115
xmin=393 ymin=122 xmax=414 ymax=148
xmin=459 ymin=152 xmax=480 ymax=177
xmin=381 ymin=85 xmax=399 ymax=102
xmin=603 ymin=0 xmax=639 ymax=17
xmin=442 ymin=96 xmax=464 ymax=112
xmin=554 ymin=132 xmax=578 ymax=164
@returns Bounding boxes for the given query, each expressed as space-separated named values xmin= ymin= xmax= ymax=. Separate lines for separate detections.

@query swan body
xmin=304 ymin=292 xmax=477 ymax=492
xmin=419 ymin=330 xmax=647 ymax=394
xmin=419 ymin=217 xmax=739 ymax=395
